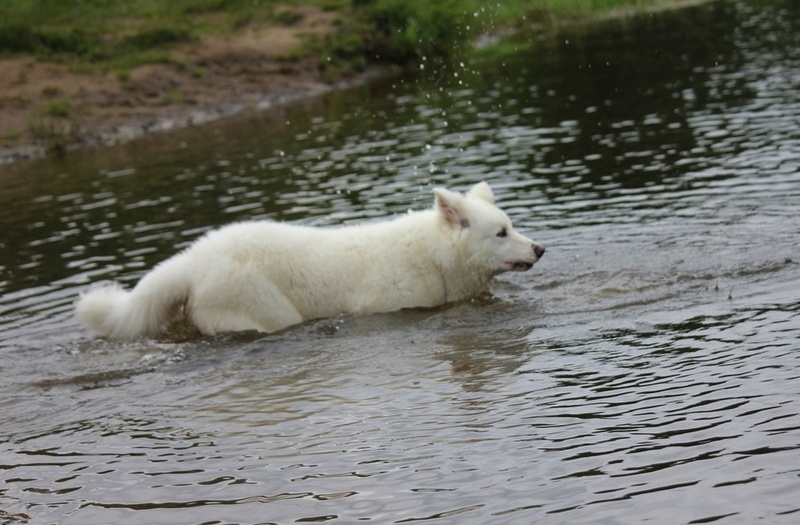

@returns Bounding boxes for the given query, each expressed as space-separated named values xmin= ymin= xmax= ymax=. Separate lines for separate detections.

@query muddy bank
xmin=0 ymin=57 xmax=388 ymax=164
xmin=0 ymin=60 xmax=313 ymax=164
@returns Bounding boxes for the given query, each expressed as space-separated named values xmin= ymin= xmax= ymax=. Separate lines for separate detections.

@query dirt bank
xmin=0 ymin=6 xmax=356 ymax=164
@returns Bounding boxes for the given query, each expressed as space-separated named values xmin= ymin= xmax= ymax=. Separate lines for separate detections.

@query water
xmin=2 ymin=1 xmax=800 ymax=523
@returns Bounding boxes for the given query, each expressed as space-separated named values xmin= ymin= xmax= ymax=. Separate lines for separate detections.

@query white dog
xmin=76 ymin=182 xmax=545 ymax=339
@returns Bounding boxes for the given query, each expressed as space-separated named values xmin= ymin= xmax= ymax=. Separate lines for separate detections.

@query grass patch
xmin=29 ymin=101 xmax=84 ymax=153
xmin=311 ymin=0 xmax=477 ymax=79
xmin=357 ymin=0 xmax=475 ymax=62
xmin=314 ymin=0 xmax=673 ymax=76
xmin=0 ymin=23 xmax=194 ymax=62
xmin=2 ymin=128 xmax=22 ymax=142
xmin=0 ymin=25 xmax=94 ymax=56
xmin=42 ymin=99 xmax=72 ymax=118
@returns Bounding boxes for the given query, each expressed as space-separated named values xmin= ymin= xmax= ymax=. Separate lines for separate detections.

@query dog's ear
xmin=467 ymin=181 xmax=494 ymax=204
xmin=433 ymin=188 xmax=470 ymax=228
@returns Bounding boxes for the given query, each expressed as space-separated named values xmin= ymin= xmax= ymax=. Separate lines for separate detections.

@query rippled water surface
xmin=2 ymin=1 xmax=800 ymax=524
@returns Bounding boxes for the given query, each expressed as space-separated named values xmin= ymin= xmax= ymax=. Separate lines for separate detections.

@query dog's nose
xmin=534 ymin=243 xmax=545 ymax=258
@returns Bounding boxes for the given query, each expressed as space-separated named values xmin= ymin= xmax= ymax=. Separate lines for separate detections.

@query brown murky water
xmin=2 ymin=1 xmax=799 ymax=523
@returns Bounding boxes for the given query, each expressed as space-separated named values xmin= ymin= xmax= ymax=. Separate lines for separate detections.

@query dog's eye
xmin=497 ymin=228 xmax=508 ymax=238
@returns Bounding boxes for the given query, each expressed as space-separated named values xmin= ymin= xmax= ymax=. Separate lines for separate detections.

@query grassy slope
xmin=0 ymin=0 xmax=685 ymax=70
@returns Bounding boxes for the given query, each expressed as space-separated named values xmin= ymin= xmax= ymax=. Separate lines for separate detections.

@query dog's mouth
xmin=505 ymin=261 xmax=534 ymax=272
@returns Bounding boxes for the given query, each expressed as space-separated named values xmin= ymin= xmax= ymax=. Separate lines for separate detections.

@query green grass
xmin=0 ymin=0 xmax=337 ymax=66
xmin=356 ymin=0 xmax=476 ymax=61
xmin=315 ymin=0 xmax=685 ymax=76
xmin=0 ymin=0 xmax=692 ymax=75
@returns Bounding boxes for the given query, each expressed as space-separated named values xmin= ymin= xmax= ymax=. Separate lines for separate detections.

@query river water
xmin=1 ymin=1 xmax=799 ymax=524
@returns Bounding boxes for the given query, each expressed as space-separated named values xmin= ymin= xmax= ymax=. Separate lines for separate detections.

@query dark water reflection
xmin=2 ymin=1 xmax=800 ymax=523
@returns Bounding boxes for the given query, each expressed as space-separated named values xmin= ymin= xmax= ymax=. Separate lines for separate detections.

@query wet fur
xmin=75 ymin=182 xmax=544 ymax=339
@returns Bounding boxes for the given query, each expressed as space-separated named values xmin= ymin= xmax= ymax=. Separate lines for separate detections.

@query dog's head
xmin=433 ymin=182 xmax=545 ymax=274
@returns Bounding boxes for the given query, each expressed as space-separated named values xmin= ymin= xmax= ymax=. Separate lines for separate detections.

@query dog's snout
xmin=533 ymin=243 xmax=545 ymax=258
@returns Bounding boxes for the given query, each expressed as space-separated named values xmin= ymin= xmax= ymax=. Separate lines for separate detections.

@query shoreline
xmin=0 ymin=0 xmax=712 ymax=166
xmin=0 ymin=64 xmax=391 ymax=165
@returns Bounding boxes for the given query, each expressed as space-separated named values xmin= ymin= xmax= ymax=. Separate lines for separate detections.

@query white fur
xmin=75 ymin=182 xmax=545 ymax=339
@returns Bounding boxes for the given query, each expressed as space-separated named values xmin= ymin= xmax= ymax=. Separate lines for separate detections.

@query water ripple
xmin=2 ymin=1 xmax=800 ymax=524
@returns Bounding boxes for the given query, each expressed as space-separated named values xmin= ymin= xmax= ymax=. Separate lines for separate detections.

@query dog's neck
xmin=431 ymin=240 xmax=494 ymax=304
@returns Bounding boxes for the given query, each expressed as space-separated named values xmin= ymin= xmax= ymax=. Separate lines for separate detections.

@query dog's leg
xmin=190 ymin=280 xmax=304 ymax=335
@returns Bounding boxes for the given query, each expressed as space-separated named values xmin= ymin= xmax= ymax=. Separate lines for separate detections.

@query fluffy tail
xmin=75 ymin=254 xmax=191 ymax=339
